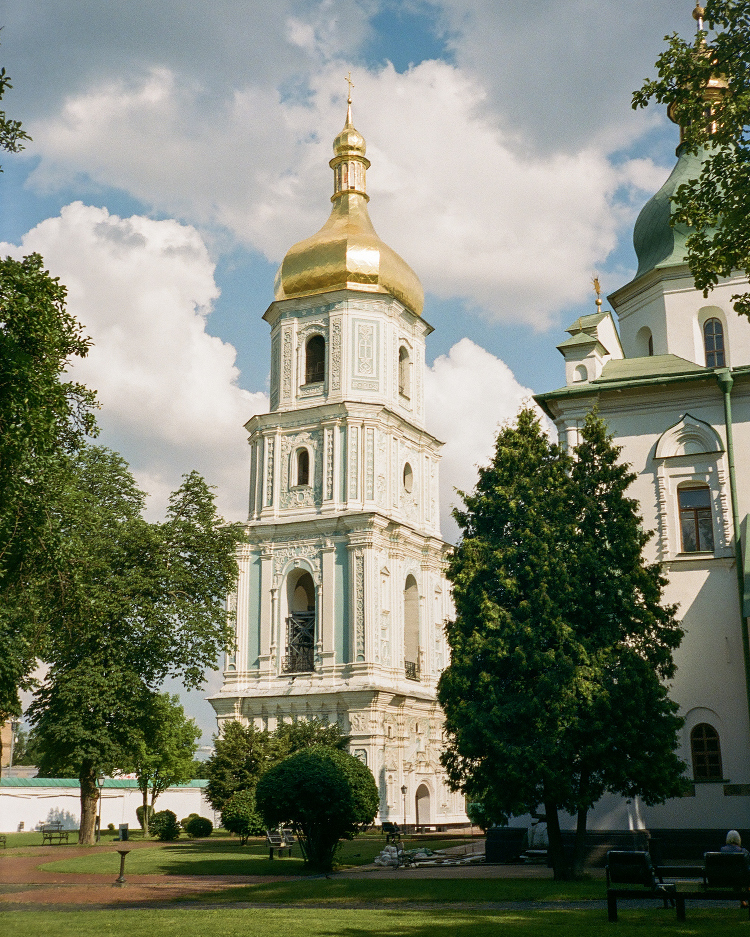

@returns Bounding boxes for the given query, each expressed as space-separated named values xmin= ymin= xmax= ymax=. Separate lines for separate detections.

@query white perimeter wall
xmin=0 ymin=785 xmax=219 ymax=833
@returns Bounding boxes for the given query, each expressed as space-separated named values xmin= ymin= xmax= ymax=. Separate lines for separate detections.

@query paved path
xmin=0 ymin=842 xmax=300 ymax=908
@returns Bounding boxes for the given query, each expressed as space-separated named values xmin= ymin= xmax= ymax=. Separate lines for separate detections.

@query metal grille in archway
xmin=283 ymin=612 xmax=315 ymax=673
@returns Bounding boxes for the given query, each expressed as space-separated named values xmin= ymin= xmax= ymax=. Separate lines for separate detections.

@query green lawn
xmin=38 ymin=832 xmax=479 ymax=876
xmin=188 ymin=876 xmax=604 ymax=904
xmin=4 ymin=908 xmax=749 ymax=937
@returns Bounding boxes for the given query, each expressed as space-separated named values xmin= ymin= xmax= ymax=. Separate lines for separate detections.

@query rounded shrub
xmin=184 ymin=815 xmax=213 ymax=838
xmin=255 ymin=746 xmax=379 ymax=872
xmin=149 ymin=809 xmax=181 ymax=841
xmin=180 ymin=812 xmax=200 ymax=830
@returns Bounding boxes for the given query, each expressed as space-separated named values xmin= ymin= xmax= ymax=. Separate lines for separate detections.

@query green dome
xmin=633 ymin=145 xmax=710 ymax=279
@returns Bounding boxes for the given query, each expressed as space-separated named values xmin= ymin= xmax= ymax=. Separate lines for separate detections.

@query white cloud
xmin=27 ymin=61 xmax=668 ymax=330
xmin=426 ymin=337 xmax=541 ymax=542
xmin=0 ymin=203 xmax=267 ymax=520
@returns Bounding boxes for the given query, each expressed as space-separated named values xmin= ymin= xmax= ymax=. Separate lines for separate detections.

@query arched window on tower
xmin=404 ymin=574 xmax=420 ymax=680
xmin=636 ymin=326 xmax=654 ymax=357
xmin=296 ymin=448 xmax=310 ymax=487
xmin=703 ymin=318 xmax=725 ymax=367
xmin=284 ymin=570 xmax=316 ymax=673
xmin=398 ymin=345 xmax=410 ymax=399
xmin=691 ymin=723 xmax=723 ymax=780
xmin=305 ymin=335 xmax=326 ymax=384
xmin=678 ymin=484 xmax=714 ymax=553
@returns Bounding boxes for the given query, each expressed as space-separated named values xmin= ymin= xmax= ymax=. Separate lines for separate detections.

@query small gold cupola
xmin=666 ymin=4 xmax=728 ymax=143
xmin=274 ymin=77 xmax=424 ymax=316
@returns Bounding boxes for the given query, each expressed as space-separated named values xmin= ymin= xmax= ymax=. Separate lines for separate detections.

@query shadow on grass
xmin=185 ymin=876 xmax=605 ymax=905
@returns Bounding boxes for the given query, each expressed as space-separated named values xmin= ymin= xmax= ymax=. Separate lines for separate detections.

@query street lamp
xmin=96 ymin=775 xmax=105 ymax=843
xmin=401 ymin=784 xmax=407 ymax=833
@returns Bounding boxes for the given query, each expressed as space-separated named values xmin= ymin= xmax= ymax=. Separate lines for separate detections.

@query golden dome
xmin=333 ymin=102 xmax=366 ymax=157
xmin=274 ymin=97 xmax=424 ymax=316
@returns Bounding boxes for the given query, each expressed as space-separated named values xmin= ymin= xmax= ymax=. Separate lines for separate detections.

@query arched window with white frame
xmin=296 ymin=448 xmax=310 ymax=487
xmin=691 ymin=723 xmax=723 ymax=780
xmin=678 ymin=483 xmax=714 ymax=553
xmin=703 ymin=317 xmax=725 ymax=368
xmin=398 ymin=345 xmax=411 ymax=399
xmin=305 ymin=334 xmax=326 ymax=384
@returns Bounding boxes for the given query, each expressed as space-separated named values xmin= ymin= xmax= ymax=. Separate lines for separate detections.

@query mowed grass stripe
xmin=4 ymin=907 xmax=749 ymax=937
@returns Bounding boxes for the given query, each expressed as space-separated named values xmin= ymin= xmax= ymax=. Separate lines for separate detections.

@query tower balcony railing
xmin=404 ymin=659 xmax=420 ymax=681
xmin=282 ymin=647 xmax=315 ymax=674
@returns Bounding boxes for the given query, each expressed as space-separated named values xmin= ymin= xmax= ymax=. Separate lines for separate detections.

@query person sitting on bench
xmin=721 ymin=830 xmax=748 ymax=856
xmin=719 ymin=830 xmax=749 ymax=908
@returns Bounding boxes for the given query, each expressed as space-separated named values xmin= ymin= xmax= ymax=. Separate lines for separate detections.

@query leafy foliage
xmin=255 ymin=746 xmax=379 ymax=872
xmin=205 ymin=722 xmax=277 ymax=812
xmin=26 ymin=446 xmax=246 ymax=842
xmin=205 ymin=717 xmax=349 ymax=812
xmin=0 ymin=254 xmax=96 ymax=731
xmin=633 ymin=1 xmax=750 ymax=318
xmin=184 ymin=815 xmax=213 ymax=838
xmin=0 ymin=60 xmax=30 ymax=168
xmin=220 ymin=789 xmax=266 ymax=844
xmin=149 ymin=809 xmax=181 ymax=841
xmin=132 ymin=693 xmax=200 ymax=835
xmin=438 ymin=409 xmax=685 ymax=879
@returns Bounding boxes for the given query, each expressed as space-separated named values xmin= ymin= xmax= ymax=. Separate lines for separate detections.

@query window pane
xmin=680 ymin=515 xmax=697 ymax=552
xmin=691 ymin=723 xmax=722 ymax=780
xmin=679 ymin=488 xmax=711 ymax=509
xmin=704 ymin=319 xmax=726 ymax=367
xmin=697 ymin=510 xmax=714 ymax=551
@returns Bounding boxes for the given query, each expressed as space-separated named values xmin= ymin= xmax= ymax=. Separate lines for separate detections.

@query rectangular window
xmin=678 ymin=487 xmax=714 ymax=553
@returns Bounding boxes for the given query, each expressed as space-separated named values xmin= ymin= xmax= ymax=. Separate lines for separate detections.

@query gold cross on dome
xmin=345 ymin=71 xmax=354 ymax=103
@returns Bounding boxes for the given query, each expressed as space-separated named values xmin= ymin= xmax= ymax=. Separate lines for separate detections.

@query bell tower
xmin=210 ymin=88 xmax=465 ymax=827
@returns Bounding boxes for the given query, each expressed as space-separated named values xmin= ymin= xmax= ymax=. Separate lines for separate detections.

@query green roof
xmin=566 ymin=311 xmax=608 ymax=333
xmin=595 ymin=354 xmax=706 ymax=383
xmin=557 ymin=332 xmax=599 ymax=351
xmin=631 ymin=145 xmax=709 ymax=281
xmin=0 ymin=777 xmax=208 ymax=788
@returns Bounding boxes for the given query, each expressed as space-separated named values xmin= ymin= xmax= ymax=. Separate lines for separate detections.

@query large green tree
xmin=0 ymin=63 xmax=78 ymax=750
xmin=256 ymin=747 xmax=379 ymax=872
xmin=438 ymin=409 xmax=686 ymax=880
xmin=132 ymin=693 xmax=201 ymax=836
xmin=0 ymin=253 xmax=96 ymax=754
xmin=28 ymin=446 xmax=246 ymax=843
xmin=633 ymin=1 xmax=750 ymax=318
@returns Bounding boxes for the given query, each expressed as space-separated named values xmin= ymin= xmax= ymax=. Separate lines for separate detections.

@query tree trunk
xmin=142 ymin=785 xmax=151 ymax=837
xmin=573 ymin=793 xmax=589 ymax=878
xmin=544 ymin=793 xmax=570 ymax=881
xmin=79 ymin=762 xmax=99 ymax=845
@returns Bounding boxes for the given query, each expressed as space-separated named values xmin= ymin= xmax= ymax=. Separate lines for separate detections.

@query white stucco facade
xmin=209 ymin=106 xmax=464 ymax=828
xmin=537 ymin=146 xmax=750 ymax=830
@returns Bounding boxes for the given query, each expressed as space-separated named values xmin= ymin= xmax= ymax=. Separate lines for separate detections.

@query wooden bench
xmin=266 ymin=829 xmax=294 ymax=859
xmin=41 ymin=822 xmax=69 ymax=845
xmin=669 ymin=852 xmax=750 ymax=921
xmin=381 ymin=822 xmax=402 ymax=845
xmin=606 ymin=850 xmax=676 ymax=922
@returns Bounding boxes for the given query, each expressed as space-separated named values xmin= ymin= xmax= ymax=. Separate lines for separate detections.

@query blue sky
xmin=2 ymin=1 xmax=699 ymax=745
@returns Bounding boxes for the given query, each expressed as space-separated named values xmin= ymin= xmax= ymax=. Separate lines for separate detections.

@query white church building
xmin=536 ymin=80 xmax=750 ymax=831
xmin=211 ymin=14 xmax=750 ymax=837
xmin=209 ymin=94 xmax=465 ymax=828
